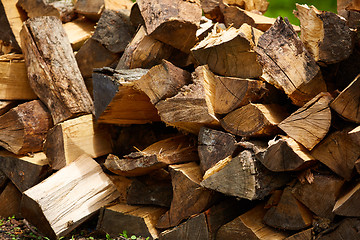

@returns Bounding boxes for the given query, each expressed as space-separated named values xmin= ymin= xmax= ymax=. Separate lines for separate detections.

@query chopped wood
xmin=156 ymin=162 xmax=216 ymax=229
xmin=0 ymin=170 xmax=7 ymax=189
xmin=137 ymin=0 xmax=202 ymax=53
xmin=20 ymin=16 xmax=94 ymax=124
xmin=97 ymin=203 xmax=166 ymax=240
xmin=316 ymin=218 xmax=360 ymax=240
xmin=0 ymin=100 xmax=16 ymax=115
xmin=134 ymin=60 xmax=192 ymax=104
xmin=200 ymin=0 xmax=224 ymax=22
xmin=191 ymin=24 xmax=263 ymax=78
xmin=129 ymin=3 xmax=144 ymax=27
xmin=255 ymin=17 xmax=326 ymax=106
xmin=62 ymin=16 xmax=95 ymax=51
xmin=291 ymin=173 xmax=345 ymax=220
xmin=104 ymin=135 xmax=198 ymax=176
xmin=285 ymin=228 xmax=312 ymax=240
xmin=0 ymin=182 xmax=22 ymax=218
xmin=20 ymin=155 xmax=120 ymax=239
xmin=333 ymin=181 xmax=360 ymax=216
xmin=198 ymin=127 xmax=237 ymax=174
xmin=116 ymin=26 xmax=174 ymax=70
xmin=43 ymin=114 xmax=112 ymax=170
xmin=221 ymin=103 xmax=287 ymax=137
xmin=278 ymin=92 xmax=333 ymax=151
xmin=92 ymin=67 xmax=161 ymax=125
xmin=261 ymin=135 xmax=316 ymax=172
xmin=263 ymin=187 xmax=313 ymax=231
xmin=0 ymin=151 xmax=50 ymax=192
xmin=0 ymin=100 xmax=52 ymax=155
xmin=337 ymin=0 xmax=360 ymax=28
xmin=107 ymin=175 xmax=133 ymax=203
xmin=224 ymin=0 xmax=269 ymax=13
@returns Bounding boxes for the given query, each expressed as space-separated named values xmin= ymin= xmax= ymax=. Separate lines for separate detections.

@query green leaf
xmin=131 ymin=235 xmax=137 ymax=239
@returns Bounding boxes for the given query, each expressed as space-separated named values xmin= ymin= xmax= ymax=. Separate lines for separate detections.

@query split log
xmin=221 ymin=103 xmax=287 ymax=137
xmin=97 ymin=203 xmax=166 ymax=240
xmin=311 ymin=129 xmax=360 ymax=180
xmin=156 ymin=162 xmax=217 ymax=229
xmin=129 ymin=3 xmax=144 ymax=27
xmin=155 ymin=66 xmax=220 ymax=134
xmin=201 ymin=149 xmax=290 ymax=200
xmin=223 ymin=0 xmax=269 ymax=13
xmin=316 ymin=218 xmax=360 ymax=240
xmin=20 ymin=16 xmax=94 ymax=124
xmin=116 ymin=26 xmax=174 ymax=70
xmin=291 ymin=173 xmax=345 ymax=220
xmin=198 ymin=127 xmax=237 ymax=174
xmin=333 ymin=181 xmax=360 ymax=216
xmin=107 ymin=175 xmax=133 ymax=203
xmin=0 ymin=0 xmax=25 ymax=54
xmin=0 ymin=151 xmax=50 ymax=192
xmin=200 ymin=0 xmax=224 ymax=22
xmin=62 ymin=16 xmax=96 ymax=51
xmin=294 ymin=4 xmax=353 ymax=65
xmin=134 ymin=60 xmax=192 ymax=104
xmin=137 ymin=0 xmax=202 ymax=53
xmin=104 ymin=135 xmax=198 ymax=176
xmin=0 ymin=171 xmax=7 ymax=190
xmin=0 ymin=182 xmax=22 ymax=218
xmin=43 ymin=114 xmax=112 ymax=170
xmin=263 ymin=187 xmax=313 ymax=230
xmin=216 ymin=203 xmax=290 ymax=240
xmin=330 ymin=74 xmax=360 ymax=124
xmin=261 ymin=135 xmax=316 ymax=172
xmin=0 ymin=100 xmax=16 ymax=115
xmin=285 ymin=229 xmax=312 ymax=240
xmin=278 ymin=92 xmax=333 ymax=151
xmin=92 ymin=67 xmax=160 ymax=125
xmin=255 ymin=17 xmax=326 ymax=106
xmin=17 ymin=0 xmax=76 ymax=22
xmin=0 ymin=54 xmax=37 ymax=100
xmin=197 ymin=17 xmax=216 ymax=42
xmin=0 ymin=100 xmax=52 ymax=155
xmin=338 ymin=0 xmax=360 ymax=28
xmin=20 ymin=155 xmax=120 ymax=239
xmin=191 ymin=24 xmax=263 ymax=79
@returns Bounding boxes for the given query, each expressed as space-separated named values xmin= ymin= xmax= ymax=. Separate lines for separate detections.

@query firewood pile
xmin=1 ymin=0 xmax=360 ymax=239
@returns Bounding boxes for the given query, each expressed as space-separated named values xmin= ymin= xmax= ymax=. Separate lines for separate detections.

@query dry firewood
xmin=216 ymin=203 xmax=290 ymax=240
xmin=62 ymin=16 xmax=95 ymax=51
xmin=116 ymin=26 xmax=174 ymax=70
xmin=92 ymin=67 xmax=161 ymax=125
xmin=129 ymin=3 xmax=144 ymax=27
xmin=285 ymin=228 xmax=312 ymax=240
xmin=349 ymin=125 xmax=360 ymax=145
xmin=20 ymin=155 xmax=120 ymax=239
xmin=97 ymin=203 xmax=166 ymax=240
xmin=104 ymin=135 xmax=198 ymax=177
xmin=17 ymin=0 xmax=76 ymax=22
xmin=156 ymin=162 xmax=217 ymax=229
xmin=278 ymin=92 xmax=332 ymax=151
xmin=198 ymin=127 xmax=237 ymax=174
xmin=0 ymin=54 xmax=37 ymax=100
xmin=294 ymin=4 xmax=353 ymax=65
xmin=0 ymin=0 xmax=24 ymax=54
xmin=134 ymin=60 xmax=192 ymax=104
xmin=0 ymin=151 xmax=50 ymax=192
xmin=263 ymin=187 xmax=313 ymax=230
xmin=337 ymin=0 xmax=360 ymax=28
xmin=43 ymin=114 xmax=112 ymax=170
xmin=107 ymin=175 xmax=133 ymax=203
xmin=0 ymin=182 xmax=22 ymax=218
xmin=0 ymin=100 xmax=52 ymax=155
xmin=316 ymin=218 xmax=360 ymax=240
xmin=155 ymin=66 xmax=220 ymax=135
xmin=137 ymin=0 xmax=202 ymax=53
xmin=261 ymin=135 xmax=316 ymax=172
xmin=200 ymin=0 xmax=224 ymax=22
xmin=197 ymin=16 xmax=215 ymax=42
xmin=224 ymin=0 xmax=269 ymax=13
xmin=0 ymin=170 xmax=7 ymax=189
xmin=192 ymin=24 xmax=263 ymax=79
xmin=333 ymin=181 xmax=360 ymax=216
xmin=291 ymin=173 xmax=345 ymax=220
xmin=255 ymin=17 xmax=326 ymax=106
xmin=20 ymin=16 xmax=94 ymax=124
xmin=0 ymin=100 xmax=16 ymax=115
xmin=330 ymin=74 xmax=360 ymax=124
xmin=201 ymin=149 xmax=290 ymax=200
xmin=221 ymin=103 xmax=287 ymax=137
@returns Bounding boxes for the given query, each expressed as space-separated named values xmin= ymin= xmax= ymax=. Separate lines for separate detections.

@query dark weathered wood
xmin=20 ymin=155 xmax=120 ymax=239
xmin=137 ymin=0 xmax=202 ymax=53
xmin=20 ymin=16 xmax=94 ymax=124
xmin=0 ymin=100 xmax=16 ymax=116
xmin=285 ymin=228 xmax=312 ymax=240
xmin=192 ymin=24 xmax=263 ymax=78
xmin=333 ymin=181 xmax=360 ymax=216
xmin=198 ymin=127 xmax=237 ymax=174
xmin=104 ymin=135 xmax=198 ymax=176
xmin=200 ymin=0 xmax=224 ymax=22
xmin=156 ymin=162 xmax=216 ymax=229
xmin=0 ymin=170 xmax=7 ymax=190
xmin=129 ymin=3 xmax=144 ymax=27
xmin=0 ymin=182 xmax=22 ymax=218
xmin=291 ymin=173 xmax=345 ymax=220
xmin=255 ymin=17 xmax=326 ymax=106
xmin=43 ymin=114 xmax=112 ymax=170
xmin=278 ymin=92 xmax=332 ymax=151
xmin=0 ymin=100 xmax=52 ymax=155
xmin=0 ymin=151 xmax=50 ymax=192
xmin=107 ymin=174 xmax=133 ymax=203
xmin=97 ymin=203 xmax=166 ymax=240
xmin=134 ymin=60 xmax=192 ymax=104
xmin=316 ymin=218 xmax=360 ymax=240
xmin=294 ymin=4 xmax=353 ymax=65
xmin=337 ymin=0 xmax=360 ymax=28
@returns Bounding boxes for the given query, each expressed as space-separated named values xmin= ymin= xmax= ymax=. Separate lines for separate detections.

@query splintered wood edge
xmin=203 ymin=156 xmax=232 ymax=181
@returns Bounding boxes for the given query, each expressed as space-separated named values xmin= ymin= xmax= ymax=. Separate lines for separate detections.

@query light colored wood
xmin=63 ymin=16 xmax=95 ymax=51
xmin=279 ymin=92 xmax=332 ymax=150
xmin=0 ymin=100 xmax=16 ymax=115
xmin=21 ymin=154 xmax=120 ymax=239
xmin=224 ymin=0 xmax=269 ymax=13
xmin=43 ymin=114 xmax=112 ymax=170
